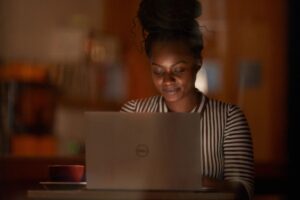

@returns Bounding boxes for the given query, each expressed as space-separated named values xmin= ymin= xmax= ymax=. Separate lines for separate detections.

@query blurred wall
xmin=101 ymin=0 xmax=158 ymax=100
xmin=223 ymin=0 xmax=287 ymax=164
xmin=0 ymin=0 xmax=104 ymax=63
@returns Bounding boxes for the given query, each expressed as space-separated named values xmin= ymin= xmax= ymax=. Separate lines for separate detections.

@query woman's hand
xmin=202 ymin=176 xmax=250 ymax=200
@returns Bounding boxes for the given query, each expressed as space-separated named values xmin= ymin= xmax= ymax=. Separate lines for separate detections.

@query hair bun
xmin=138 ymin=0 xmax=202 ymax=33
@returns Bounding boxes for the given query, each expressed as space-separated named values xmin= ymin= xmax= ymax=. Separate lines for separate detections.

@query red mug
xmin=48 ymin=165 xmax=85 ymax=182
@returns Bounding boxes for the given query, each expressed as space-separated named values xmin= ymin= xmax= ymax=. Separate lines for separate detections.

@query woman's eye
xmin=152 ymin=67 xmax=164 ymax=76
xmin=173 ymin=67 xmax=185 ymax=75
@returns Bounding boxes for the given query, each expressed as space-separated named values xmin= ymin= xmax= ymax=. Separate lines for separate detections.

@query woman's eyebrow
xmin=151 ymin=61 xmax=188 ymax=67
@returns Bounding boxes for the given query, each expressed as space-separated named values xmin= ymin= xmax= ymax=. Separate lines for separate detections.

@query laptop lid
xmin=85 ymin=112 xmax=202 ymax=191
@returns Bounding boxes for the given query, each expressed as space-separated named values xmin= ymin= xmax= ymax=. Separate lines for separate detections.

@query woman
xmin=121 ymin=0 xmax=254 ymax=199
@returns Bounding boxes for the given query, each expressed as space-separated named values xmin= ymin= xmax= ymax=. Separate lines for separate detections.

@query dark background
xmin=288 ymin=0 xmax=300 ymax=199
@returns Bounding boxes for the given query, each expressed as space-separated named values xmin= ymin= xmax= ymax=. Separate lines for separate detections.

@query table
xmin=27 ymin=189 xmax=237 ymax=200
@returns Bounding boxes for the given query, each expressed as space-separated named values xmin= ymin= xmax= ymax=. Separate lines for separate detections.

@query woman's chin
xmin=162 ymin=93 xmax=181 ymax=103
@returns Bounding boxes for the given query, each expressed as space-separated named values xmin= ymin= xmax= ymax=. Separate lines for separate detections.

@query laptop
xmin=84 ymin=112 xmax=203 ymax=191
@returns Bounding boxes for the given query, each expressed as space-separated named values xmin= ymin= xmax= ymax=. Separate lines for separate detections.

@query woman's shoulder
xmin=204 ymin=95 xmax=251 ymax=136
xmin=120 ymin=95 xmax=161 ymax=112
xmin=204 ymin=95 xmax=245 ymax=115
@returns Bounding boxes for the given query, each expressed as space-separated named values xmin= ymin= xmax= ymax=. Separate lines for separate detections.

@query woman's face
xmin=150 ymin=41 xmax=200 ymax=104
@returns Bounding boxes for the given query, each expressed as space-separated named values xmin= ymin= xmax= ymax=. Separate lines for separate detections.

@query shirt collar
xmin=157 ymin=91 xmax=207 ymax=114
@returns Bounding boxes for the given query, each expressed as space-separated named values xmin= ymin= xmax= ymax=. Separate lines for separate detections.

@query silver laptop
xmin=84 ymin=112 xmax=202 ymax=191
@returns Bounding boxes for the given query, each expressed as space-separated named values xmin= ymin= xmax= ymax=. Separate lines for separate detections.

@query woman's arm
xmin=223 ymin=105 xmax=255 ymax=199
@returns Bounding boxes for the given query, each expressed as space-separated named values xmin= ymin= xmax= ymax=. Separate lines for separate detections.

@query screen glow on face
xmin=150 ymin=41 xmax=198 ymax=104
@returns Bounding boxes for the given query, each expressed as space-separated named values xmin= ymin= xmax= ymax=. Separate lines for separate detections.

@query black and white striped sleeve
xmin=223 ymin=105 xmax=255 ymax=199
xmin=120 ymin=100 xmax=137 ymax=112
xmin=120 ymin=96 xmax=159 ymax=112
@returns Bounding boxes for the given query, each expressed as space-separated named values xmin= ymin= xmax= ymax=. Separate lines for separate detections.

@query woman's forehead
xmin=151 ymin=40 xmax=193 ymax=57
xmin=150 ymin=42 xmax=197 ymax=68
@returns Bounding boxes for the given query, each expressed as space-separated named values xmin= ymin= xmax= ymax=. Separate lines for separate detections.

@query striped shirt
xmin=120 ymin=93 xmax=254 ymax=199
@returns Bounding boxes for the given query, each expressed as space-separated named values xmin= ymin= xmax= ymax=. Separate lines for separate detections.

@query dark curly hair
xmin=137 ymin=0 xmax=204 ymax=59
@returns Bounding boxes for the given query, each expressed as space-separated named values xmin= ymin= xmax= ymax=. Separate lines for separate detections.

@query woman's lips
xmin=162 ymin=87 xmax=180 ymax=95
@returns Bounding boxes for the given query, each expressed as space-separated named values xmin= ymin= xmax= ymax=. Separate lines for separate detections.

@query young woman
xmin=121 ymin=0 xmax=254 ymax=199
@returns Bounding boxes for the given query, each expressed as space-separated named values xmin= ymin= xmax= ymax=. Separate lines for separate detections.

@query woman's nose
xmin=162 ymin=73 xmax=175 ymax=83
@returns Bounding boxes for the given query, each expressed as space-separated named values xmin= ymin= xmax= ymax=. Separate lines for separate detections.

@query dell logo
xmin=136 ymin=144 xmax=149 ymax=157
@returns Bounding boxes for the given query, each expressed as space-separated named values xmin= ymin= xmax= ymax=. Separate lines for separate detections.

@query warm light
xmin=195 ymin=67 xmax=208 ymax=94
